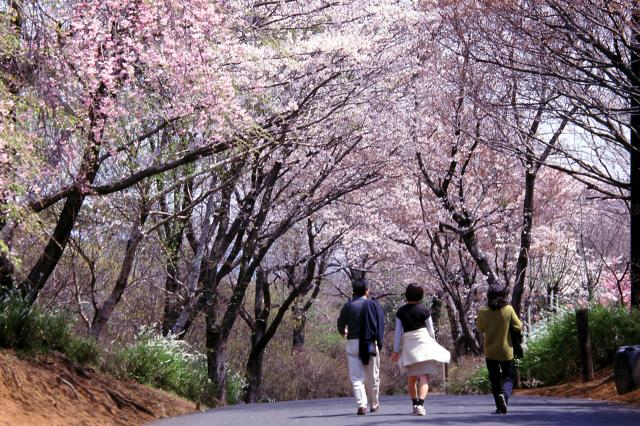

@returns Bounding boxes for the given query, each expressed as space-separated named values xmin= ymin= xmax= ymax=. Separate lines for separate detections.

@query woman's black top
xmin=395 ymin=303 xmax=431 ymax=332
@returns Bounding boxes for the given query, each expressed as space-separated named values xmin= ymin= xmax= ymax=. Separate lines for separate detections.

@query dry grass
xmin=0 ymin=349 xmax=196 ymax=426
xmin=258 ymin=326 xmax=447 ymax=402
xmin=516 ymin=366 xmax=640 ymax=408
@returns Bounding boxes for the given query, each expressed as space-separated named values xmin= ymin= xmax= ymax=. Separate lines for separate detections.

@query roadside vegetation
xmin=4 ymin=285 xmax=639 ymax=405
xmin=447 ymin=305 xmax=640 ymax=394
xmin=0 ymin=292 xmax=241 ymax=406
xmin=520 ymin=305 xmax=640 ymax=386
xmin=0 ymin=291 xmax=99 ymax=365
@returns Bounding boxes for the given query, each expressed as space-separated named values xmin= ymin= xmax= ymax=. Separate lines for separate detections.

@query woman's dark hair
xmin=405 ymin=283 xmax=424 ymax=302
xmin=487 ymin=285 xmax=509 ymax=310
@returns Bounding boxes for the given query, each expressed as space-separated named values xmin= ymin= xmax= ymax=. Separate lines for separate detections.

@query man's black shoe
xmin=497 ymin=394 xmax=508 ymax=414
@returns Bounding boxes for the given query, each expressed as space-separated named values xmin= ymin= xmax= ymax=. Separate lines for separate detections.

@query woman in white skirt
xmin=391 ymin=284 xmax=451 ymax=416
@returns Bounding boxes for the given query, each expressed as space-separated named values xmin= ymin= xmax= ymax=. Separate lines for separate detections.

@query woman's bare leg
xmin=418 ymin=374 xmax=429 ymax=399
xmin=407 ymin=375 xmax=418 ymax=399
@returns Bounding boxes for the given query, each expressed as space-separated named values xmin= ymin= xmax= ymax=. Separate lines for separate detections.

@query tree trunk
xmin=162 ymin=181 xmax=192 ymax=335
xmin=292 ymin=269 xmax=323 ymax=351
xmin=202 ymin=160 xmax=288 ymax=403
xmin=430 ymin=292 xmax=443 ymax=337
xmin=244 ymin=268 xmax=269 ymax=403
xmin=206 ymin=265 xmax=258 ymax=403
xmin=169 ymin=171 xmax=240 ymax=337
xmin=22 ymin=83 xmax=107 ymax=302
xmin=630 ymin=9 xmax=640 ymax=310
xmin=244 ymin=349 xmax=264 ymax=404
xmin=170 ymin=187 xmax=217 ymax=335
xmin=0 ymin=215 xmax=14 ymax=295
xmin=0 ymin=254 xmax=14 ymax=295
xmin=461 ymin=231 xmax=499 ymax=286
xmin=23 ymin=190 xmax=87 ymax=301
xmin=576 ymin=308 xmax=595 ymax=382
xmin=89 ymin=206 xmax=148 ymax=337
xmin=291 ymin=302 xmax=307 ymax=351
xmin=206 ymin=267 xmax=264 ymax=403
xmin=206 ymin=322 xmax=228 ymax=404
xmin=0 ymin=2 xmax=25 ymax=295
xmin=245 ymin=257 xmax=317 ymax=401
xmin=452 ymin=297 xmax=481 ymax=356
xmin=204 ymin=272 xmax=229 ymax=404
xmin=512 ymin=170 xmax=535 ymax=316
xmin=445 ymin=297 xmax=463 ymax=360
xmin=0 ymin=221 xmax=14 ymax=294
xmin=161 ymin=236 xmax=184 ymax=335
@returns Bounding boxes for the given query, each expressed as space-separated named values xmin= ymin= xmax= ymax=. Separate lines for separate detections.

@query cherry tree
xmin=471 ymin=0 xmax=640 ymax=308
xmin=238 ymin=218 xmax=343 ymax=403
xmin=1 ymin=0 xmax=248 ymax=302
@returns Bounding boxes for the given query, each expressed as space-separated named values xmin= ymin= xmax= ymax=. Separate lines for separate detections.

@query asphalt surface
xmin=151 ymin=394 xmax=640 ymax=425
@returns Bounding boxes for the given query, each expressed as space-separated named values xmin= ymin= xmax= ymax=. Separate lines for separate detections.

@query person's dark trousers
xmin=486 ymin=358 xmax=515 ymax=406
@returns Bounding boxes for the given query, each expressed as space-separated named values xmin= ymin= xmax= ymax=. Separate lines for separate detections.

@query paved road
xmin=152 ymin=394 xmax=640 ymax=425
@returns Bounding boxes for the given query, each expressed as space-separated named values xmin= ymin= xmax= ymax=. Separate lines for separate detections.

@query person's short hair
xmin=405 ymin=283 xmax=424 ymax=302
xmin=488 ymin=284 xmax=509 ymax=310
xmin=352 ymin=278 xmax=368 ymax=296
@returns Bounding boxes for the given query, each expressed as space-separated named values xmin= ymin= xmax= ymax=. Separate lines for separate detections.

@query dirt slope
xmin=516 ymin=367 xmax=640 ymax=407
xmin=0 ymin=350 xmax=197 ymax=425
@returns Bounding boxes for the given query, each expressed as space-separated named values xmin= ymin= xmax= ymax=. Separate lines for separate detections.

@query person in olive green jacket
xmin=476 ymin=285 xmax=522 ymax=415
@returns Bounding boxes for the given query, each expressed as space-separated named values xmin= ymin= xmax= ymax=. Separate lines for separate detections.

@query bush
xmin=111 ymin=329 xmax=210 ymax=403
xmin=259 ymin=324 xmax=412 ymax=401
xmin=39 ymin=313 xmax=98 ymax=364
xmin=260 ymin=344 xmax=352 ymax=402
xmin=520 ymin=305 xmax=640 ymax=386
xmin=446 ymin=357 xmax=491 ymax=395
xmin=111 ymin=329 xmax=246 ymax=406
xmin=226 ymin=368 xmax=248 ymax=405
xmin=0 ymin=291 xmax=41 ymax=350
xmin=0 ymin=291 xmax=99 ymax=365
xmin=519 ymin=309 xmax=578 ymax=386
xmin=588 ymin=305 xmax=640 ymax=365
xmin=64 ymin=336 xmax=100 ymax=365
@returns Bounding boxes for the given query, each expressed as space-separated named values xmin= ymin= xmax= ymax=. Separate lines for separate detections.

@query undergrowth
xmin=107 ymin=328 xmax=246 ymax=406
xmin=446 ymin=357 xmax=491 ymax=395
xmin=520 ymin=304 xmax=640 ymax=386
xmin=0 ymin=291 xmax=99 ymax=364
xmin=0 ymin=292 xmax=245 ymax=406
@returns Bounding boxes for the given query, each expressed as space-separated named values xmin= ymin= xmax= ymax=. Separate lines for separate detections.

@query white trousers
xmin=346 ymin=339 xmax=380 ymax=409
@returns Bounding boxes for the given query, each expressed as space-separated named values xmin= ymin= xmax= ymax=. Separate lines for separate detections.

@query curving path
xmin=151 ymin=394 xmax=640 ymax=426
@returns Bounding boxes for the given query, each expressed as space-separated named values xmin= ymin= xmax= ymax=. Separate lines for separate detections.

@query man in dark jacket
xmin=337 ymin=278 xmax=384 ymax=415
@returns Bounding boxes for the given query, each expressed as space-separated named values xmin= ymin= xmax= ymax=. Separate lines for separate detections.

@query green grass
xmin=0 ymin=291 xmax=99 ymax=365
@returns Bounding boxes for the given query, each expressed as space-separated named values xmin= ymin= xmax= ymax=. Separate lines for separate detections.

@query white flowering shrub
xmin=112 ymin=327 xmax=210 ymax=403
xmin=113 ymin=327 xmax=246 ymax=405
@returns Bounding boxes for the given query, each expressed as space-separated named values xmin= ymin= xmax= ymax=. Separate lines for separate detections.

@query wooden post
xmin=576 ymin=308 xmax=595 ymax=382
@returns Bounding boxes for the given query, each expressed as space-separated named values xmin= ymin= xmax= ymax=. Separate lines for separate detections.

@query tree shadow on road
xmin=292 ymin=405 xmax=640 ymax=426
